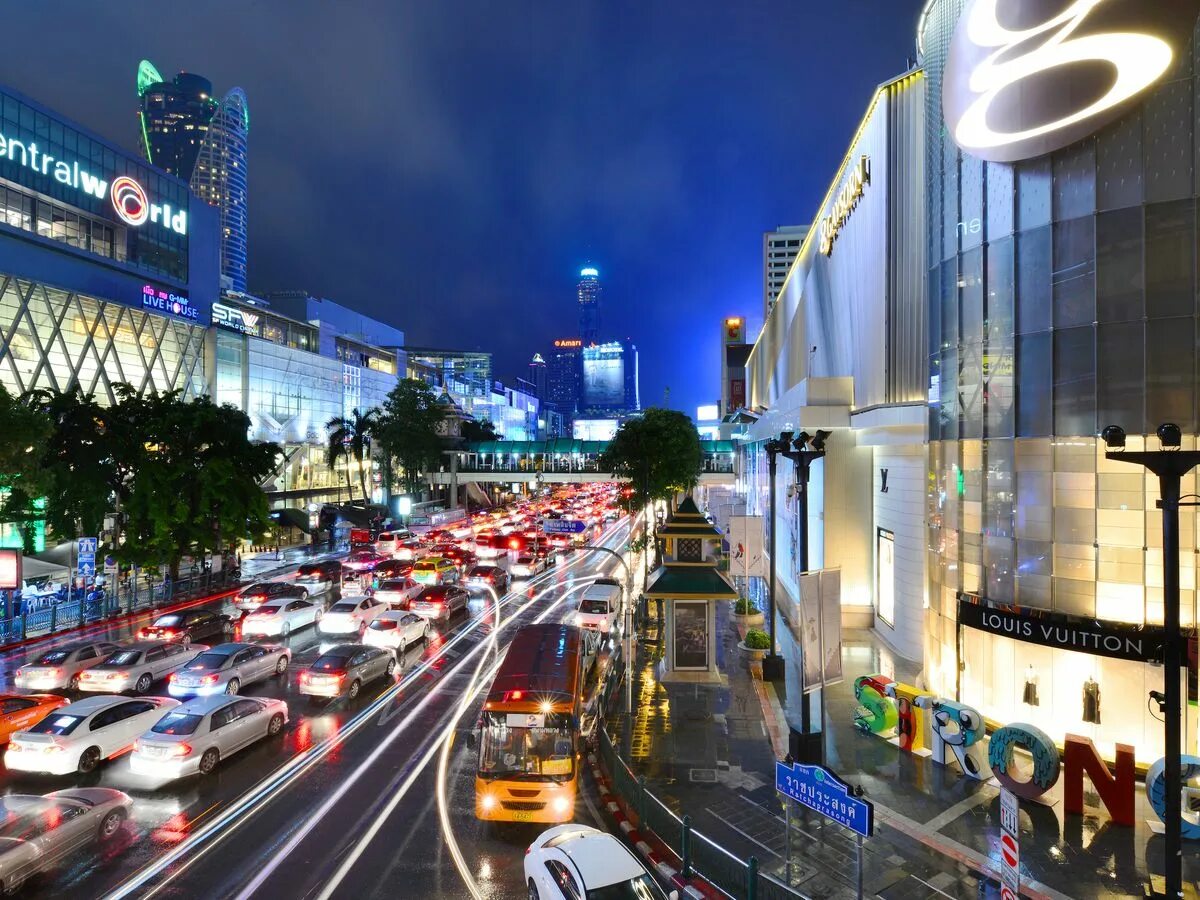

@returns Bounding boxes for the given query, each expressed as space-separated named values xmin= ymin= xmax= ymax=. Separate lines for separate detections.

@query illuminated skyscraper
xmin=577 ymin=266 xmax=601 ymax=345
xmin=137 ymin=60 xmax=249 ymax=293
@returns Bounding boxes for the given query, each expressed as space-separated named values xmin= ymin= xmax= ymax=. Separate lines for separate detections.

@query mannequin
xmin=1022 ymin=664 xmax=1039 ymax=707
xmin=1082 ymin=675 xmax=1101 ymax=724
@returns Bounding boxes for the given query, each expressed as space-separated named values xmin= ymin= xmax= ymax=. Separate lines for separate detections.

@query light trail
xmin=106 ymin=518 xmax=629 ymax=900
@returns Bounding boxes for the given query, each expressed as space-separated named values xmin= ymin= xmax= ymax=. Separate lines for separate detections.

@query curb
xmin=587 ymin=751 xmax=717 ymax=900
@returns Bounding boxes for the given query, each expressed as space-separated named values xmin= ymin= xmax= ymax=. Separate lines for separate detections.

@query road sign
xmin=541 ymin=518 xmax=586 ymax=535
xmin=999 ymin=788 xmax=1020 ymax=894
xmin=776 ymin=761 xmax=873 ymax=838
xmin=77 ymin=561 xmax=95 ymax=578
xmin=77 ymin=537 xmax=98 ymax=556
xmin=1001 ymin=888 xmax=1017 ymax=900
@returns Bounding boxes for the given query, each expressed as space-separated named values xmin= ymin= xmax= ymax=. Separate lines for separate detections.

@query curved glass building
xmin=190 ymin=88 xmax=249 ymax=293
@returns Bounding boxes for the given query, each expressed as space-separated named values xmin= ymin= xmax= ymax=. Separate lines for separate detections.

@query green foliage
xmin=743 ymin=628 xmax=771 ymax=650
xmin=326 ymin=408 xmax=379 ymax=503
xmin=460 ymin=418 xmax=499 ymax=442
xmin=373 ymin=379 xmax=446 ymax=494
xmin=734 ymin=597 xmax=756 ymax=615
xmin=598 ymin=408 xmax=702 ymax=511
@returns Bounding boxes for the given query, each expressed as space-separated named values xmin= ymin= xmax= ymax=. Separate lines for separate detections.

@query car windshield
xmin=329 ymin=602 xmax=358 ymax=613
xmin=379 ymin=580 xmax=409 ymax=591
xmin=579 ymin=600 xmax=610 ymax=614
xmin=0 ymin=805 xmax=51 ymax=840
xmin=414 ymin=563 xmax=436 ymax=571
xmin=102 ymin=651 xmax=142 ymax=666
xmin=468 ymin=567 xmax=493 ymax=578
xmin=33 ymin=650 xmax=69 ymax=665
xmin=298 ymin=567 xmax=324 ymax=577
xmin=417 ymin=589 xmax=447 ymax=602
xmin=152 ymin=712 xmax=204 ymax=735
xmin=153 ymin=614 xmax=183 ymax=627
xmin=368 ymin=619 xmax=397 ymax=631
xmin=477 ymin=711 xmax=574 ymax=780
xmin=29 ymin=714 xmax=86 ymax=736
xmin=312 ymin=655 xmax=350 ymax=671
xmin=585 ymin=874 xmax=667 ymax=899
xmin=256 ymin=604 xmax=284 ymax=614
xmin=186 ymin=653 xmax=228 ymax=672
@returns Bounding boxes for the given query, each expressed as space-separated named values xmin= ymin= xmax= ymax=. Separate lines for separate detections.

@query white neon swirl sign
xmin=944 ymin=0 xmax=1180 ymax=162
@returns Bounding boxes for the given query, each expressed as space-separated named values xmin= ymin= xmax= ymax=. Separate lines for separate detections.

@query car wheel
xmin=97 ymin=808 xmax=126 ymax=841
xmin=78 ymin=746 xmax=101 ymax=774
xmin=299 ymin=589 xmax=309 ymax=601
xmin=281 ymin=622 xmax=291 ymax=637
xmin=226 ymin=678 xmax=240 ymax=695
xmin=397 ymin=638 xmax=406 ymax=655
xmin=181 ymin=635 xmax=191 ymax=649
xmin=135 ymin=673 xmax=153 ymax=694
xmin=527 ymin=879 xmax=539 ymax=900
xmin=222 ymin=619 xmax=234 ymax=635
xmin=68 ymin=673 xmax=81 ymax=691
xmin=422 ymin=623 xmax=430 ymax=642
xmin=198 ymin=748 xmax=220 ymax=775
xmin=347 ymin=679 xmax=361 ymax=700
xmin=385 ymin=658 xmax=396 ymax=678
xmin=268 ymin=713 xmax=285 ymax=736
xmin=275 ymin=655 xmax=289 ymax=675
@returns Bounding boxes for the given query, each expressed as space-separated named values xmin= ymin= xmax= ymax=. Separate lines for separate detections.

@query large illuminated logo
xmin=111 ymin=176 xmax=148 ymax=227
xmin=943 ymin=0 xmax=1200 ymax=163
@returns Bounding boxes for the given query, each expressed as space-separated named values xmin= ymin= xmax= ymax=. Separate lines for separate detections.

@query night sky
xmin=7 ymin=1 xmax=921 ymax=418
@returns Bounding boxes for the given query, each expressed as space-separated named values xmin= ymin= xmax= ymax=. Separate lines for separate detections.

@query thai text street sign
xmin=541 ymin=518 xmax=586 ymax=534
xmin=775 ymin=761 xmax=873 ymax=838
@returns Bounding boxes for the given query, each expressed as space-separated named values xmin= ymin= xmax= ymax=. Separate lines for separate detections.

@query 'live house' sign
xmin=958 ymin=595 xmax=1166 ymax=664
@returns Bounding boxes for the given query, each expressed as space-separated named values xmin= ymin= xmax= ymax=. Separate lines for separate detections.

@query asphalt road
xmin=0 ymin=516 xmax=631 ymax=900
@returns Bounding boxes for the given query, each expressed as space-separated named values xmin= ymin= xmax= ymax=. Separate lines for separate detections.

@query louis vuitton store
xmin=919 ymin=0 xmax=1200 ymax=763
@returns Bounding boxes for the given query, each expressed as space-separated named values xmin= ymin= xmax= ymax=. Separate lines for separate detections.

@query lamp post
xmin=762 ymin=434 xmax=790 ymax=683
xmin=1102 ymin=422 xmax=1196 ymax=900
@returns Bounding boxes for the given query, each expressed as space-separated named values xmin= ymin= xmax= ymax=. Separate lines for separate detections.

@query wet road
xmin=1 ymin=518 xmax=632 ymax=899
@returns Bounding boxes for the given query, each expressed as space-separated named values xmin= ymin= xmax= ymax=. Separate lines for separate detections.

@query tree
xmin=460 ymin=417 xmax=499 ymax=442
xmin=0 ymin=386 xmax=51 ymax=552
xmin=599 ymin=408 xmax=703 ymax=513
xmin=326 ymin=408 xmax=379 ymax=504
xmin=373 ymin=379 xmax=446 ymax=495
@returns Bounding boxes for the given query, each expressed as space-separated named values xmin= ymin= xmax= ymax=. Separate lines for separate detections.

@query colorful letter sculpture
xmin=853 ymin=674 xmax=897 ymax=735
xmin=988 ymin=723 xmax=1060 ymax=801
xmin=1063 ymin=735 xmax=1134 ymax=826
xmin=886 ymin=682 xmax=937 ymax=754
xmin=1146 ymin=755 xmax=1200 ymax=839
xmin=927 ymin=698 xmax=989 ymax=780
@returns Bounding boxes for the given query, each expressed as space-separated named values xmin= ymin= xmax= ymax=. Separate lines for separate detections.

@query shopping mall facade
xmin=744 ymin=3 xmax=1200 ymax=765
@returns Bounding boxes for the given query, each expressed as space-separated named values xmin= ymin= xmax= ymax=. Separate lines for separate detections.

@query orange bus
xmin=475 ymin=622 xmax=586 ymax=823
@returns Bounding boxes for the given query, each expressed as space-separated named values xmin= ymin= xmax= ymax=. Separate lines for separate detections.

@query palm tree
xmin=326 ymin=409 xmax=379 ymax=504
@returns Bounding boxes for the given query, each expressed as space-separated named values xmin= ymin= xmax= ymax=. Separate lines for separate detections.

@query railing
xmin=448 ymin=456 xmax=736 ymax=476
xmin=595 ymin=655 xmax=803 ymax=900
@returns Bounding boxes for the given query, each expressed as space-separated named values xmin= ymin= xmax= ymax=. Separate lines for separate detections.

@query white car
xmin=78 ymin=641 xmax=205 ymax=695
xmin=13 ymin=641 xmax=122 ymax=692
xmin=511 ymin=555 xmax=548 ymax=580
xmin=370 ymin=578 xmax=424 ymax=609
xmin=374 ymin=531 xmax=410 ymax=558
xmin=573 ymin=581 xmax=622 ymax=634
xmin=319 ymin=596 xmax=387 ymax=636
xmin=240 ymin=598 xmax=323 ymax=638
xmin=363 ymin=611 xmax=431 ymax=654
xmin=130 ymin=694 xmax=288 ymax=780
xmin=6 ymin=695 xmax=181 ymax=776
xmin=525 ymin=825 xmax=674 ymax=899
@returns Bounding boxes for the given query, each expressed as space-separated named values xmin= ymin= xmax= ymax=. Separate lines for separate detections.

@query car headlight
xmin=551 ymin=795 xmax=570 ymax=815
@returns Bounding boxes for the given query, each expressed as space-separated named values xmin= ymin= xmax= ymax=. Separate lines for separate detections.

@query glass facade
xmin=920 ymin=1 xmax=1200 ymax=761
xmin=0 ymin=273 xmax=205 ymax=402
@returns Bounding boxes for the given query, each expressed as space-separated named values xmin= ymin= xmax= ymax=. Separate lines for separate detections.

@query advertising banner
xmin=799 ymin=568 xmax=843 ymax=693
xmin=728 ymin=515 xmax=766 ymax=578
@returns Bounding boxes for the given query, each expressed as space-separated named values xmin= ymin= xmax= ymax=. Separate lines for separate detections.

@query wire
xmin=1148 ymin=694 xmax=1164 ymax=724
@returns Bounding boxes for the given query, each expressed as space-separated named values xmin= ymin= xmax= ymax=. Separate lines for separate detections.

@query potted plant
xmin=739 ymin=627 xmax=771 ymax=662
xmin=732 ymin=597 xmax=764 ymax=627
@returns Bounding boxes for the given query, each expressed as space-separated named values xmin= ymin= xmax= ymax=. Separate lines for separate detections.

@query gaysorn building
xmin=919 ymin=0 xmax=1200 ymax=763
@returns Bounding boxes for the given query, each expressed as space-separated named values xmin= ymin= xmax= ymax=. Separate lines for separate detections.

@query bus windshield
xmin=478 ymin=711 xmax=574 ymax=781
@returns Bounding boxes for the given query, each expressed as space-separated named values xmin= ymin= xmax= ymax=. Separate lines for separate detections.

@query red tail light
xmin=511 ymin=690 xmax=523 ymax=700
xmin=201 ymin=674 xmax=219 ymax=686
xmin=168 ymin=672 xmax=176 ymax=682
xmin=170 ymin=743 xmax=192 ymax=758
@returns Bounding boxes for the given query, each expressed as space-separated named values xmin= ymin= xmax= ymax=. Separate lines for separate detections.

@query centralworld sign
xmin=943 ymin=0 xmax=1200 ymax=163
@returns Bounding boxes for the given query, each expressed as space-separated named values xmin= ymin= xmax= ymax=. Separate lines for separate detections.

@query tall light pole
xmin=763 ymin=434 xmax=789 ymax=682
xmin=1102 ymin=422 xmax=1196 ymax=900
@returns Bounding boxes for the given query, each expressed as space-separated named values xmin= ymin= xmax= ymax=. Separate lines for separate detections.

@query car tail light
xmin=201 ymin=674 xmax=220 ymax=686
xmin=42 ymin=743 xmax=63 ymax=754
xmin=168 ymin=672 xmax=177 ymax=682
xmin=137 ymin=630 xmax=149 ymax=639
xmin=170 ymin=743 xmax=192 ymax=758
xmin=511 ymin=690 xmax=523 ymax=700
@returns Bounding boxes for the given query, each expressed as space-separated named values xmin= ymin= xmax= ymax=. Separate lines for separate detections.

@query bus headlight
xmin=552 ymin=795 xmax=570 ymax=815
xmin=480 ymin=794 xmax=497 ymax=812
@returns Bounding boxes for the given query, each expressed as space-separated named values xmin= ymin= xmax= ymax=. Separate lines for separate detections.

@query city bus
xmin=474 ymin=622 xmax=587 ymax=824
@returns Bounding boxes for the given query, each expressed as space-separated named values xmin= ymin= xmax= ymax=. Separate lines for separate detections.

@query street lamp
xmin=1103 ymin=422 xmax=1195 ymax=900
xmin=762 ymin=432 xmax=792 ymax=683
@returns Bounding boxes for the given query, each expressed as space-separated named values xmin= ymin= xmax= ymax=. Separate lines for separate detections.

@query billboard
xmin=728 ymin=516 xmax=766 ymax=578
xmin=573 ymin=418 xmax=618 ymax=441
xmin=799 ymin=568 xmax=843 ymax=693
xmin=724 ymin=317 xmax=745 ymax=344
xmin=582 ymin=342 xmax=624 ymax=410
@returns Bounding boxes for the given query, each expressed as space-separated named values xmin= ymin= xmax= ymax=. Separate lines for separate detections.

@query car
xmin=511 ymin=555 xmax=549 ymax=580
xmin=0 ymin=695 xmax=69 ymax=746
xmin=432 ymin=544 xmax=476 ymax=572
xmin=5 ymin=696 xmax=181 ymax=775
xmin=474 ymin=534 xmax=505 ymax=559
xmin=13 ymin=642 xmax=122 ymax=692
xmin=319 ymin=595 xmax=387 ymax=635
xmin=573 ymin=581 xmax=623 ymax=634
xmin=411 ymin=558 xmax=459 ymax=586
xmin=373 ymin=530 xmax=410 ymax=558
xmin=391 ymin=538 xmax=424 ymax=562
xmin=130 ymin=695 xmax=288 ymax=780
xmin=295 ymin=561 xmax=341 ymax=595
xmin=370 ymin=577 xmax=424 ymax=608
xmin=407 ymin=585 xmax=470 ymax=622
xmin=363 ymin=611 xmax=431 ymax=654
xmin=342 ymin=550 xmax=384 ymax=579
xmin=235 ymin=581 xmax=302 ymax=612
xmin=465 ymin=564 xmax=510 ymax=595
xmin=240 ymin=598 xmax=323 ymax=638
xmin=373 ymin=559 xmax=415 ymax=583
xmin=78 ymin=642 xmax=205 ymax=695
xmin=299 ymin=644 xmax=396 ymax=701
xmin=138 ymin=609 xmax=233 ymax=645
xmin=167 ymin=643 xmax=291 ymax=697
xmin=0 ymin=789 xmax=132 ymax=892
xmin=525 ymin=825 xmax=674 ymax=900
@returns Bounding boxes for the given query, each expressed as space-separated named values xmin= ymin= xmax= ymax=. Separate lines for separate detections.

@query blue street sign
xmin=541 ymin=518 xmax=586 ymax=534
xmin=77 ymin=561 xmax=95 ymax=578
xmin=776 ymin=761 xmax=873 ymax=838
xmin=77 ymin=537 xmax=98 ymax=556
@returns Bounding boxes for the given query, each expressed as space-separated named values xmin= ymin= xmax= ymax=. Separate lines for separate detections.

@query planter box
xmin=732 ymin=611 xmax=764 ymax=627
xmin=738 ymin=640 xmax=767 ymax=662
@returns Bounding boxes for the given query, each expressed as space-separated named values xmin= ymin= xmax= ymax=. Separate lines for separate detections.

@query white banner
xmin=728 ymin=515 xmax=766 ymax=578
xmin=799 ymin=567 xmax=843 ymax=693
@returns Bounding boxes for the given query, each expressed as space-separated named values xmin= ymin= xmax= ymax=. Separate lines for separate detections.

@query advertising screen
xmin=582 ymin=343 xmax=624 ymax=410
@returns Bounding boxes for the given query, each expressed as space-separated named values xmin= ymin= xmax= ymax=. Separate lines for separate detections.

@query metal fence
xmin=595 ymin=658 xmax=804 ymax=900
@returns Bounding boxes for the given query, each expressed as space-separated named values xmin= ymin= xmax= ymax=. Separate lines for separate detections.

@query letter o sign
xmin=988 ymin=722 xmax=1060 ymax=801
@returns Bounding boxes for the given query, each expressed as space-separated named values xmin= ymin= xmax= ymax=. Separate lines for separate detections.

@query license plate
xmin=511 ymin=810 xmax=533 ymax=822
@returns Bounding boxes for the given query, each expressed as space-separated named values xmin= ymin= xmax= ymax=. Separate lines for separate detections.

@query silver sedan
xmin=168 ymin=643 xmax=290 ymax=697
xmin=299 ymin=644 xmax=395 ymax=701
xmin=78 ymin=641 xmax=205 ymax=694
xmin=13 ymin=641 xmax=122 ymax=691
xmin=0 ymin=789 xmax=131 ymax=894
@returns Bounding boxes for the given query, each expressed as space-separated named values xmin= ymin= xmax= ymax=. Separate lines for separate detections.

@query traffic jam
xmin=0 ymin=481 xmax=670 ymax=898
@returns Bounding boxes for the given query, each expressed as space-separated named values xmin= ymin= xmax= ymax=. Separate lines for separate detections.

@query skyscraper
xmin=762 ymin=225 xmax=808 ymax=317
xmin=137 ymin=60 xmax=250 ymax=293
xmin=577 ymin=266 xmax=601 ymax=345
xmin=528 ymin=352 xmax=547 ymax=400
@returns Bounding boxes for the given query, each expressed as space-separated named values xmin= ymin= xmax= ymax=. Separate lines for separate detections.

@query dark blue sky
xmin=8 ymin=1 xmax=922 ymax=418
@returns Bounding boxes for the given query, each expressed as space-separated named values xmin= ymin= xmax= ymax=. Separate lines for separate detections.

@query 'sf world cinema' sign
xmin=944 ymin=0 xmax=1200 ymax=163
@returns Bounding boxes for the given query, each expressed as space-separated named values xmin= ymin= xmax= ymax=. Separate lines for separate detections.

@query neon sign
xmin=554 ymin=339 xmax=583 ymax=348
xmin=212 ymin=302 xmax=261 ymax=335
xmin=142 ymin=284 xmax=198 ymax=321
xmin=943 ymin=0 xmax=1200 ymax=163
xmin=818 ymin=155 xmax=869 ymax=256
xmin=0 ymin=130 xmax=186 ymax=235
